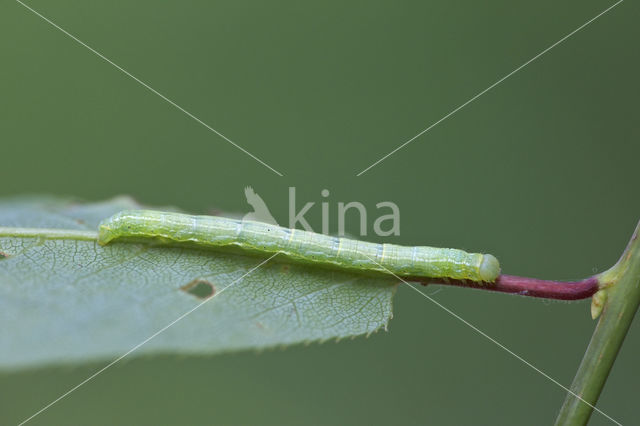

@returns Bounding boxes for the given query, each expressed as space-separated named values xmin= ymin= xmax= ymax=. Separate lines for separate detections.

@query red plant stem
xmin=411 ymin=274 xmax=599 ymax=300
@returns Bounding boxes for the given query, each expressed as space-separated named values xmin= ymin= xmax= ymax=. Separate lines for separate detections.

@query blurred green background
xmin=1 ymin=0 xmax=638 ymax=424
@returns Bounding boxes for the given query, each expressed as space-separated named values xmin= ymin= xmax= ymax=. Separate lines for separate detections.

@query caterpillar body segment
xmin=98 ymin=210 xmax=500 ymax=282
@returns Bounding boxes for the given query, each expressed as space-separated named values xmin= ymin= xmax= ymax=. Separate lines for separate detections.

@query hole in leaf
xmin=181 ymin=279 xmax=215 ymax=299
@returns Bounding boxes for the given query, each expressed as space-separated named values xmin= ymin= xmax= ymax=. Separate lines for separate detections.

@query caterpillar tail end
xmin=97 ymin=221 xmax=116 ymax=246
xmin=479 ymin=254 xmax=500 ymax=283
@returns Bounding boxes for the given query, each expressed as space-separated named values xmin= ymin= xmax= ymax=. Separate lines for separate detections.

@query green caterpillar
xmin=98 ymin=210 xmax=500 ymax=282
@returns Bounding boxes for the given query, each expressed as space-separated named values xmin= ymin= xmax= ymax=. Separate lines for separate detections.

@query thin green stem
xmin=0 ymin=227 xmax=98 ymax=241
xmin=555 ymin=220 xmax=640 ymax=426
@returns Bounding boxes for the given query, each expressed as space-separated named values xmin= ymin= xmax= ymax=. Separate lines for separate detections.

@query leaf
xmin=0 ymin=196 xmax=397 ymax=369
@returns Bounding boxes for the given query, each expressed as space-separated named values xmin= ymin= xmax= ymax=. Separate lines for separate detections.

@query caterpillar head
xmin=479 ymin=254 xmax=500 ymax=282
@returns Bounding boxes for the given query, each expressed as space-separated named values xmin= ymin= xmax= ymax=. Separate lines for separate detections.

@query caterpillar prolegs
xmin=98 ymin=210 xmax=501 ymax=282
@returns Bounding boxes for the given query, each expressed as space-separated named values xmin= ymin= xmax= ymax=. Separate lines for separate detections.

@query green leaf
xmin=0 ymin=196 xmax=397 ymax=369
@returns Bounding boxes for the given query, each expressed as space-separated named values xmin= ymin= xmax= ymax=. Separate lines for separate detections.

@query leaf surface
xmin=0 ymin=196 xmax=396 ymax=369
